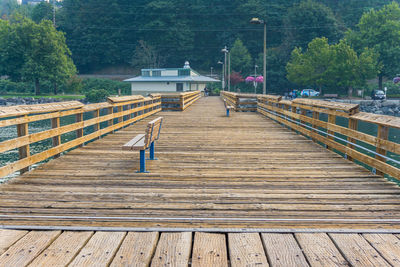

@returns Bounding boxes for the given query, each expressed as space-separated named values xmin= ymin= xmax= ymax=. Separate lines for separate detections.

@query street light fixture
xmin=250 ymin=17 xmax=266 ymax=95
xmin=217 ymin=61 xmax=224 ymax=90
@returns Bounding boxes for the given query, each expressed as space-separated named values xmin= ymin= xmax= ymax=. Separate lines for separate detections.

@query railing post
xmin=347 ymin=118 xmax=358 ymax=162
xmin=327 ymin=114 xmax=336 ymax=150
xmin=376 ymin=124 xmax=389 ymax=176
xmin=108 ymin=106 xmax=114 ymax=132
xmin=117 ymin=105 xmax=123 ymax=124
xmin=17 ymin=115 xmax=30 ymax=174
xmin=180 ymin=95 xmax=184 ymax=111
xmin=51 ymin=116 xmax=61 ymax=158
xmin=93 ymin=108 xmax=100 ymax=139
xmin=311 ymin=111 xmax=319 ymax=142
xmin=76 ymin=111 xmax=83 ymax=147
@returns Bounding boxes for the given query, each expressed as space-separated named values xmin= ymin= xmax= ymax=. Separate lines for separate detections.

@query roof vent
xmin=183 ymin=61 xmax=190 ymax=69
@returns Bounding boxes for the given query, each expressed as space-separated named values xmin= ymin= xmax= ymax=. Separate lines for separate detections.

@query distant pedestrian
xmin=204 ymin=87 xmax=208 ymax=97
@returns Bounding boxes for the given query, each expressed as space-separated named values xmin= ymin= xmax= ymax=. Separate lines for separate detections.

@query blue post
xmin=149 ymin=141 xmax=156 ymax=160
xmin=138 ymin=149 xmax=146 ymax=173
xmin=226 ymin=109 xmax=230 ymax=117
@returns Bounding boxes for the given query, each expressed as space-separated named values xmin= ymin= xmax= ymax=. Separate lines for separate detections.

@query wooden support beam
xmin=347 ymin=118 xmax=358 ymax=162
xmin=376 ymin=125 xmax=389 ymax=176
xmin=17 ymin=115 xmax=30 ymax=174
xmin=327 ymin=114 xmax=336 ymax=150
xmin=51 ymin=117 xmax=61 ymax=158
xmin=76 ymin=112 xmax=83 ymax=147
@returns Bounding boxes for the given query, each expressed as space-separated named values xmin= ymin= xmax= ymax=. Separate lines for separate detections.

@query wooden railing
xmin=161 ymin=91 xmax=201 ymax=111
xmin=220 ymin=91 xmax=257 ymax=111
xmin=257 ymin=95 xmax=400 ymax=180
xmin=0 ymin=94 xmax=161 ymax=178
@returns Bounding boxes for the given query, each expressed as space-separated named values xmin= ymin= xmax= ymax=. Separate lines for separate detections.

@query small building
xmin=124 ymin=61 xmax=219 ymax=94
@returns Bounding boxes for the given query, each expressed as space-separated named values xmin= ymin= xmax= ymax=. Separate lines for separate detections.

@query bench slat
xmin=122 ymin=134 xmax=145 ymax=150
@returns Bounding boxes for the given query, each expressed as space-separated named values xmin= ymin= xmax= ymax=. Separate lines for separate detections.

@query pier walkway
xmin=1 ymin=96 xmax=400 ymax=266
xmin=0 ymin=97 xmax=400 ymax=230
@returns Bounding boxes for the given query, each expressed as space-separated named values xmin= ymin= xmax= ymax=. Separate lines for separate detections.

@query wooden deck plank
xmin=28 ymin=231 xmax=93 ymax=267
xmin=68 ymin=231 xmax=126 ymax=267
xmin=0 ymin=230 xmax=61 ymax=267
xmin=0 ymin=97 xmax=399 ymax=230
xmin=0 ymin=229 xmax=28 ymax=255
xmin=191 ymin=232 xmax=228 ymax=267
xmin=295 ymin=233 xmax=348 ymax=266
xmin=228 ymin=233 xmax=269 ymax=267
xmin=329 ymin=233 xmax=391 ymax=266
xmin=150 ymin=232 xmax=192 ymax=267
xmin=362 ymin=234 xmax=400 ymax=266
xmin=261 ymin=233 xmax=309 ymax=267
xmin=110 ymin=232 xmax=159 ymax=267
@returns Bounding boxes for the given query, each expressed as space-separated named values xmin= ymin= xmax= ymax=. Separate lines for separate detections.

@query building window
xmin=176 ymin=83 xmax=183 ymax=92
xmin=178 ymin=69 xmax=190 ymax=76
xmin=153 ymin=70 xmax=161 ymax=77
xmin=142 ymin=70 xmax=150 ymax=77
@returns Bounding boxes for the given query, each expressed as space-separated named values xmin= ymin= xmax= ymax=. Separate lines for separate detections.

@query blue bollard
xmin=226 ymin=109 xmax=230 ymax=117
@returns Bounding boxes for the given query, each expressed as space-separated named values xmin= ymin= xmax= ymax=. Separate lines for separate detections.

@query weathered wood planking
xmin=228 ymin=233 xmax=269 ymax=267
xmin=295 ymin=233 xmax=348 ymax=266
xmin=261 ymin=233 xmax=309 ymax=267
xmin=191 ymin=232 xmax=228 ymax=267
xmin=150 ymin=232 xmax=192 ymax=266
xmin=0 ymin=229 xmax=28 ymax=255
xmin=362 ymin=233 xmax=400 ymax=266
xmin=28 ymin=231 xmax=93 ymax=267
xmin=2 ymin=230 xmax=400 ymax=266
xmin=110 ymin=232 xmax=159 ymax=267
xmin=0 ymin=230 xmax=61 ymax=267
xmin=68 ymin=231 xmax=126 ymax=267
xmin=329 ymin=233 xmax=391 ymax=266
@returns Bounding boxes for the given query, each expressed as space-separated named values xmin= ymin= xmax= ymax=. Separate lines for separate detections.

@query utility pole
xmin=228 ymin=52 xmax=231 ymax=92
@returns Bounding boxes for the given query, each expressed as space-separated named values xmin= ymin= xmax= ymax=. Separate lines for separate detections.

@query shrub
xmin=81 ymin=78 xmax=130 ymax=95
xmin=85 ymin=89 xmax=110 ymax=103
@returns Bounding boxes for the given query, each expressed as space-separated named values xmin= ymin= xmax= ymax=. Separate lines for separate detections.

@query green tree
xmin=31 ymin=1 xmax=53 ymax=23
xmin=346 ymin=2 xmax=400 ymax=90
xmin=286 ymin=37 xmax=379 ymax=95
xmin=0 ymin=17 xmax=76 ymax=95
xmin=230 ymin=38 xmax=252 ymax=73
xmin=283 ymin=0 xmax=341 ymax=52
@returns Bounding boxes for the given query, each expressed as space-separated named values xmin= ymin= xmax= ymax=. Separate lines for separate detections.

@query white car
xmin=301 ymin=89 xmax=320 ymax=97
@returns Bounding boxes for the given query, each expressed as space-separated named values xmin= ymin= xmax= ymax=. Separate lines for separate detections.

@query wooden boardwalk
xmin=1 ymin=229 xmax=400 ymax=266
xmin=0 ymin=97 xmax=400 ymax=231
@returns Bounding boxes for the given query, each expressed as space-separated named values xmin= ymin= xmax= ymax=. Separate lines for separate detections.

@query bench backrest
xmin=144 ymin=117 xmax=163 ymax=148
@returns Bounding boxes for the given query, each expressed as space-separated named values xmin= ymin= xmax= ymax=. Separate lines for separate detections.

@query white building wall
xmin=130 ymin=82 xmax=201 ymax=94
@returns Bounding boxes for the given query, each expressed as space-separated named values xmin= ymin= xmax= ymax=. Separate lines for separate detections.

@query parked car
xmin=301 ymin=89 xmax=320 ymax=97
xmin=371 ymin=90 xmax=386 ymax=100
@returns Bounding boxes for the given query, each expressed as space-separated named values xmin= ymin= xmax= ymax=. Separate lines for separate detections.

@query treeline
xmin=0 ymin=0 xmax=397 ymax=95
xmin=57 ymin=0 xmax=391 ymax=93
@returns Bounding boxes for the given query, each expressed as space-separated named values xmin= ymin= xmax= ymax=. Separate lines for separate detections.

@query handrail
xmin=257 ymin=96 xmax=400 ymax=180
xmin=161 ymin=91 xmax=201 ymax=111
xmin=0 ymin=94 xmax=162 ymax=178
xmin=220 ymin=91 xmax=258 ymax=111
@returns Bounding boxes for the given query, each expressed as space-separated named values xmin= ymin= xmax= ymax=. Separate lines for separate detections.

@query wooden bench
xmin=223 ymin=99 xmax=234 ymax=117
xmin=122 ymin=117 xmax=163 ymax=173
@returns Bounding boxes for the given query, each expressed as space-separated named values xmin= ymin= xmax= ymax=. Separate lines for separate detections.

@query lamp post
xmin=210 ymin=67 xmax=213 ymax=77
xmin=250 ymin=18 xmax=266 ymax=95
xmin=221 ymin=46 xmax=229 ymax=91
xmin=218 ymin=61 xmax=224 ymax=90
